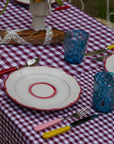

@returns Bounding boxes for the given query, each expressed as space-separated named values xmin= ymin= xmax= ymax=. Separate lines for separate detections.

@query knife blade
xmin=42 ymin=114 xmax=99 ymax=139
xmin=34 ymin=107 xmax=89 ymax=132
xmin=85 ymin=44 xmax=114 ymax=56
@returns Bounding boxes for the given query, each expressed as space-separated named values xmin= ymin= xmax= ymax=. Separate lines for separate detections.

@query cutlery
xmin=0 ymin=57 xmax=39 ymax=76
xmin=85 ymin=44 xmax=114 ymax=56
xmin=34 ymin=107 xmax=89 ymax=132
xmin=92 ymin=53 xmax=112 ymax=61
xmin=42 ymin=114 xmax=99 ymax=139
xmin=54 ymin=5 xmax=70 ymax=11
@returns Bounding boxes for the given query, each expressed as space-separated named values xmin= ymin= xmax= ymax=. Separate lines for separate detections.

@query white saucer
xmin=5 ymin=66 xmax=81 ymax=110
xmin=104 ymin=53 xmax=114 ymax=73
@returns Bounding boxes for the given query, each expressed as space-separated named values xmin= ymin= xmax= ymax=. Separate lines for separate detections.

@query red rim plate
xmin=4 ymin=66 xmax=81 ymax=111
xmin=104 ymin=53 xmax=114 ymax=73
xmin=14 ymin=0 xmax=56 ymax=5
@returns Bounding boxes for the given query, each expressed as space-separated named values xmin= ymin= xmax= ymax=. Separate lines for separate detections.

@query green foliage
xmin=55 ymin=0 xmax=63 ymax=5
xmin=0 ymin=0 xmax=9 ymax=15
xmin=70 ymin=0 xmax=114 ymax=22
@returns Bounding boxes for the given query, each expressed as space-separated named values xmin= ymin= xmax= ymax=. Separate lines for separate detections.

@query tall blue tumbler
xmin=64 ymin=29 xmax=89 ymax=64
xmin=92 ymin=71 xmax=114 ymax=113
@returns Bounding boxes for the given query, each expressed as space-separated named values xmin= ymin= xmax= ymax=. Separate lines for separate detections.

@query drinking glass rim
xmin=94 ymin=71 xmax=114 ymax=88
xmin=65 ymin=29 xmax=89 ymax=35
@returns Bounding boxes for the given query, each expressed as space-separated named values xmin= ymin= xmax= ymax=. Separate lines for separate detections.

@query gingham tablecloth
xmin=0 ymin=1 xmax=114 ymax=144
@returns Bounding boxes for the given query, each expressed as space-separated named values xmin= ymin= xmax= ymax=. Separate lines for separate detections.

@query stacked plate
xmin=104 ymin=53 xmax=114 ymax=73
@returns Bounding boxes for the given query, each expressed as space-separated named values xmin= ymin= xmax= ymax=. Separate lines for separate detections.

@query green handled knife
xmin=42 ymin=114 xmax=99 ymax=139
xmin=85 ymin=44 xmax=114 ymax=56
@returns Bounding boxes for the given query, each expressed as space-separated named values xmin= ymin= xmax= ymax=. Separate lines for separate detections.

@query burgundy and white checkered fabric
xmin=0 ymin=1 xmax=114 ymax=144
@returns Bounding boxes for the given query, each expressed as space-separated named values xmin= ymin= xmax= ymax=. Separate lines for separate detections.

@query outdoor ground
xmin=65 ymin=0 xmax=114 ymax=23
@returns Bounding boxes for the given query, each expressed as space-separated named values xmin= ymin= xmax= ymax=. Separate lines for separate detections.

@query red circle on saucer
xmin=29 ymin=82 xmax=57 ymax=99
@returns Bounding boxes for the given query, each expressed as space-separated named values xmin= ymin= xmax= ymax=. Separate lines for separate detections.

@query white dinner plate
xmin=104 ymin=53 xmax=114 ymax=73
xmin=15 ymin=0 xmax=30 ymax=5
xmin=5 ymin=66 xmax=81 ymax=111
xmin=14 ymin=0 xmax=56 ymax=5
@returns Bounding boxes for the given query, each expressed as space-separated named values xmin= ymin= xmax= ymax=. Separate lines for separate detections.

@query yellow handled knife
xmin=42 ymin=114 xmax=99 ymax=139
xmin=85 ymin=44 xmax=114 ymax=56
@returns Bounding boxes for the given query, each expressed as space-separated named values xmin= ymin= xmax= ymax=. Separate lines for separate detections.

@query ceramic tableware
xmin=104 ymin=53 xmax=114 ymax=73
xmin=5 ymin=66 xmax=81 ymax=110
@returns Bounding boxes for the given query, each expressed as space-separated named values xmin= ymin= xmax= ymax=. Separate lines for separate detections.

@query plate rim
xmin=14 ymin=0 xmax=56 ymax=5
xmin=104 ymin=52 xmax=114 ymax=72
xmin=15 ymin=0 xmax=30 ymax=5
xmin=4 ymin=66 xmax=81 ymax=111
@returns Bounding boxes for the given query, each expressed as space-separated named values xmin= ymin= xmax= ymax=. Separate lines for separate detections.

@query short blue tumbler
xmin=64 ymin=29 xmax=89 ymax=64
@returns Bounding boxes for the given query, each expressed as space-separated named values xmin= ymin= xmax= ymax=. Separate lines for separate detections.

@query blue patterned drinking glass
xmin=92 ymin=71 xmax=114 ymax=113
xmin=64 ymin=29 xmax=89 ymax=64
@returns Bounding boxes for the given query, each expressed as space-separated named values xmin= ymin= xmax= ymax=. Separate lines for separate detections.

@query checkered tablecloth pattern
xmin=0 ymin=1 xmax=114 ymax=144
